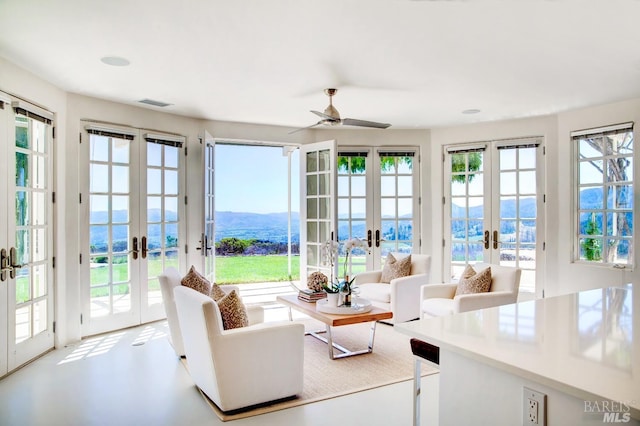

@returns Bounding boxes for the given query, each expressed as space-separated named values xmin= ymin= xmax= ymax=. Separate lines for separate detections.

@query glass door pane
xmin=494 ymin=145 xmax=540 ymax=293
xmin=300 ymin=140 xmax=336 ymax=281
xmin=9 ymin=110 xmax=54 ymax=370
xmin=87 ymin=132 xmax=139 ymax=333
xmin=448 ymin=150 xmax=487 ymax=280
xmin=337 ymin=154 xmax=370 ymax=279
xmin=379 ymin=154 xmax=417 ymax=260
xmin=143 ymin=141 xmax=181 ymax=321
xmin=202 ymin=132 xmax=215 ymax=282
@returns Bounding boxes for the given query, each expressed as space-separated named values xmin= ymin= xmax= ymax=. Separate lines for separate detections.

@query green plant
xmin=322 ymin=282 xmax=340 ymax=293
xmin=582 ymin=214 xmax=602 ymax=261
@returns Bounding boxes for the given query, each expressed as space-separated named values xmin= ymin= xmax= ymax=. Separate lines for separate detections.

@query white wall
xmin=1 ymin=56 xmax=638 ymax=346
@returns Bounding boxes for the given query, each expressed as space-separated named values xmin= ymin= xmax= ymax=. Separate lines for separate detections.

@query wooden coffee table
xmin=276 ymin=294 xmax=393 ymax=360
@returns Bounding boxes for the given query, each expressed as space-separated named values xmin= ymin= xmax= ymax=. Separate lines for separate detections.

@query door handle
xmin=197 ymin=233 xmax=213 ymax=256
xmin=375 ymin=230 xmax=381 ymax=248
xmin=0 ymin=248 xmax=8 ymax=282
xmin=132 ymin=237 xmax=139 ymax=260
xmin=484 ymin=230 xmax=490 ymax=250
xmin=493 ymin=230 xmax=499 ymax=250
xmin=9 ymin=247 xmax=22 ymax=279
xmin=367 ymin=230 xmax=372 ymax=248
xmin=141 ymin=236 xmax=148 ymax=259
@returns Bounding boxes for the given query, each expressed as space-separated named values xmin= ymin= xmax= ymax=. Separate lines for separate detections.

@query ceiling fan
xmin=289 ymin=88 xmax=391 ymax=134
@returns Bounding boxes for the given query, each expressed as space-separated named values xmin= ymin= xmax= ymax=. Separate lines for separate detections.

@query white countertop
xmin=395 ymin=283 xmax=639 ymax=418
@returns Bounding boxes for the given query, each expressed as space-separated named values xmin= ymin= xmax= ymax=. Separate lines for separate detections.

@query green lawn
xmin=215 ymin=255 xmax=300 ymax=284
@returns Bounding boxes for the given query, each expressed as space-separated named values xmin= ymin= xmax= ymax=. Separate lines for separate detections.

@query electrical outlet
xmin=523 ymin=387 xmax=546 ymax=426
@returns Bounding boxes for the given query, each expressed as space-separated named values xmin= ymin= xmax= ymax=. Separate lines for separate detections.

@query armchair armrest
xmin=421 ymin=283 xmax=457 ymax=300
xmin=355 ymin=270 xmax=382 ymax=285
xmin=389 ymin=273 xmax=429 ymax=323
xmin=246 ymin=305 xmax=264 ymax=325
xmin=454 ymin=291 xmax=517 ymax=313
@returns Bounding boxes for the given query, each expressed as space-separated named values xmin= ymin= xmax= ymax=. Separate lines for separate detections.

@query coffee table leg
xmin=325 ymin=324 xmax=335 ymax=359
xmin=368 ymin=320 xmax=377 ymax=351
xmin=307 ymin=322 xmax=378 ymax=359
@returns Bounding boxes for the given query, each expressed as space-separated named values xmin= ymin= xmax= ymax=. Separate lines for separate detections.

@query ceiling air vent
xmin=138 ymin=98 xmax=172 ymax=108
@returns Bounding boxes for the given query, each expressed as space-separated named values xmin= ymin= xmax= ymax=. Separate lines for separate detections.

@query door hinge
xmin=79 ymin=253 xmax=82 ymax=264
xmin=198 ymin=136 xmax=203 ymax=144
xmin=52 ymin=127 xmax=56 ymax=139
xmin=79 ymin=193 xmax=82 ymax=204
xmin=53 ymin=321 xmax=56 ymax=333
xmin=442 ymin=153 xmax=445 ymax=162
xmin=443 ymin=238 xmax=446 ymax=247
xmin=80 ymin=314 xmax=83 ymax=325
xmin=543 ymin=242 xmax=546 ymax=251
xmin=442 ymin=196 xmax=445 ymax=205
xmin=79 ymin=132 xmax=82 ymax=144
xmin=418 ymin=196 xmax=421 ymax=205
xmin=52 ymin=256 xmax=55 ymax=268
xmin=184 ymin=195 xmax=188 ymax=205
xmin=543 ymin=194 xmax=546 ymax=203
xmin=185 ymin=244 xmax=188 ymax=254
xmin=184 ymin=146 xmax=188 ymax=156
xmin=543 ymin=146 xmax=546 ymax=155
xmin=52 ymin=192 xmax=56 ymax=203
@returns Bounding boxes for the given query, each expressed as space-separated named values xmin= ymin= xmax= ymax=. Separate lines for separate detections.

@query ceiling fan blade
xmin=311 ymin=110 xmax=334 ymax=120
xmin=288 ymin=122 xmax=322 ymax=134
xmin=342 ymin=118 xmax=391 ymax=129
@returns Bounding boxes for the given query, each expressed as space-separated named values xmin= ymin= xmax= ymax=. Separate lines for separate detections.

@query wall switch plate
xmin=523 ymin=387 xmax=546 ymax=426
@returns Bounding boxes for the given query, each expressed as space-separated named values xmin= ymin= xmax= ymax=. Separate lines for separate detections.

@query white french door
xmin=200 ymin=131 xmax=215 ymax=281
xmin=80 ymin=123 xmax=185 ymax=336
xmin=337 ymin=147 xmax=420 ymax=277
xmin=0 ymin=94 xmax=55 ymax=376
xmin=444 ymin=138 xmax=544 ymax=296
xmin=300 ymin=140 xmax=337 ymax=281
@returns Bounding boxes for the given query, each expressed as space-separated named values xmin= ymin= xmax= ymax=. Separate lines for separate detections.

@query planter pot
xmin=326 ymin=292 xmax=339 ymax=307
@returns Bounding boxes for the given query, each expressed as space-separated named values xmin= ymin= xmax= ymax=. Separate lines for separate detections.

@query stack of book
xmin=298 ymin=288 xmax=326 ymax=302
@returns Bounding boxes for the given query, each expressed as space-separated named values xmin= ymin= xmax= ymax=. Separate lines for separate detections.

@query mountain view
xmin=89 ymin=187 xmax=628 ymax=249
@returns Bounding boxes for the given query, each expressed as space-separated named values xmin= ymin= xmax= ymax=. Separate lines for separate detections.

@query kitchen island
xmin=396 ymin=283 xmax=638 ymax=425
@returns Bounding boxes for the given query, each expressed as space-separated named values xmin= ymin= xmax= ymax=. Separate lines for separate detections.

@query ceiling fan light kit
xmin=289 ymin=88 xmax=391 ymax=134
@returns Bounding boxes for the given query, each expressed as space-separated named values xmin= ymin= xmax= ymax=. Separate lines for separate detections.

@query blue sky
xmin=215 ymin=144 xmax=299 ymax=214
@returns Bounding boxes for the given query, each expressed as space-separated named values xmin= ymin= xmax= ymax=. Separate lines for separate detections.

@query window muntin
xmin=575 ymin=125 xmax=634 ymax=265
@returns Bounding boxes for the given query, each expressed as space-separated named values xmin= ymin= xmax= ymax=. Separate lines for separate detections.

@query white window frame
xmin=572 ymin=122 xmax=634 ymax=268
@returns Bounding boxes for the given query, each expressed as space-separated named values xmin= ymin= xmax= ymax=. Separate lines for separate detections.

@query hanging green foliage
xmin=451 ymin=152 xmax=482 ymax=183
xmin=337 ymin=155 xmax=413 ymax=173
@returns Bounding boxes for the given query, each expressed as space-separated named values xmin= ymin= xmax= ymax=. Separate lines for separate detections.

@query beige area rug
xmin=189 ymin=319 xmax=438 ymax=422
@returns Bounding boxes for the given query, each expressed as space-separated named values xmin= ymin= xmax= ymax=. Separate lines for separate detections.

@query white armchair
xmin=158 ymin=267 xmax=265 ymax=357
xmin=173 ymin=286 xmax=304 ymax=412
xmin=420 ymin=262 xmax=522 ymax=319
xmin=355 ymin=254 xmax=431 ymax=324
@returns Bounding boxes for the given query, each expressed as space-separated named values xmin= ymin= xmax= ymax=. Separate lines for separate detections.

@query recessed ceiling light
xmin=462 ymin=109 xmax=481 ymax=115
xmin=100 ymin=56 xmax=130 ymax=67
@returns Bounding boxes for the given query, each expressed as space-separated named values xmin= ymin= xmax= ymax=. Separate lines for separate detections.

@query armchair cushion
xmin=380 ymin=253 xmax=412 ymax=283
xmin=455 ymin=265 xmax=492 ymax=296
xmin=217 ymin=289 xmax=249 ymax=330
xmin=359 ymin=283 xmax=392 ymax=303
xmin=181 ymin=265 xmax=212 ymax=296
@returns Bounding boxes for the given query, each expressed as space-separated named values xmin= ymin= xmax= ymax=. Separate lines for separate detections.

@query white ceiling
xmin=1 ymin=0 xmax=640 ymax=131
